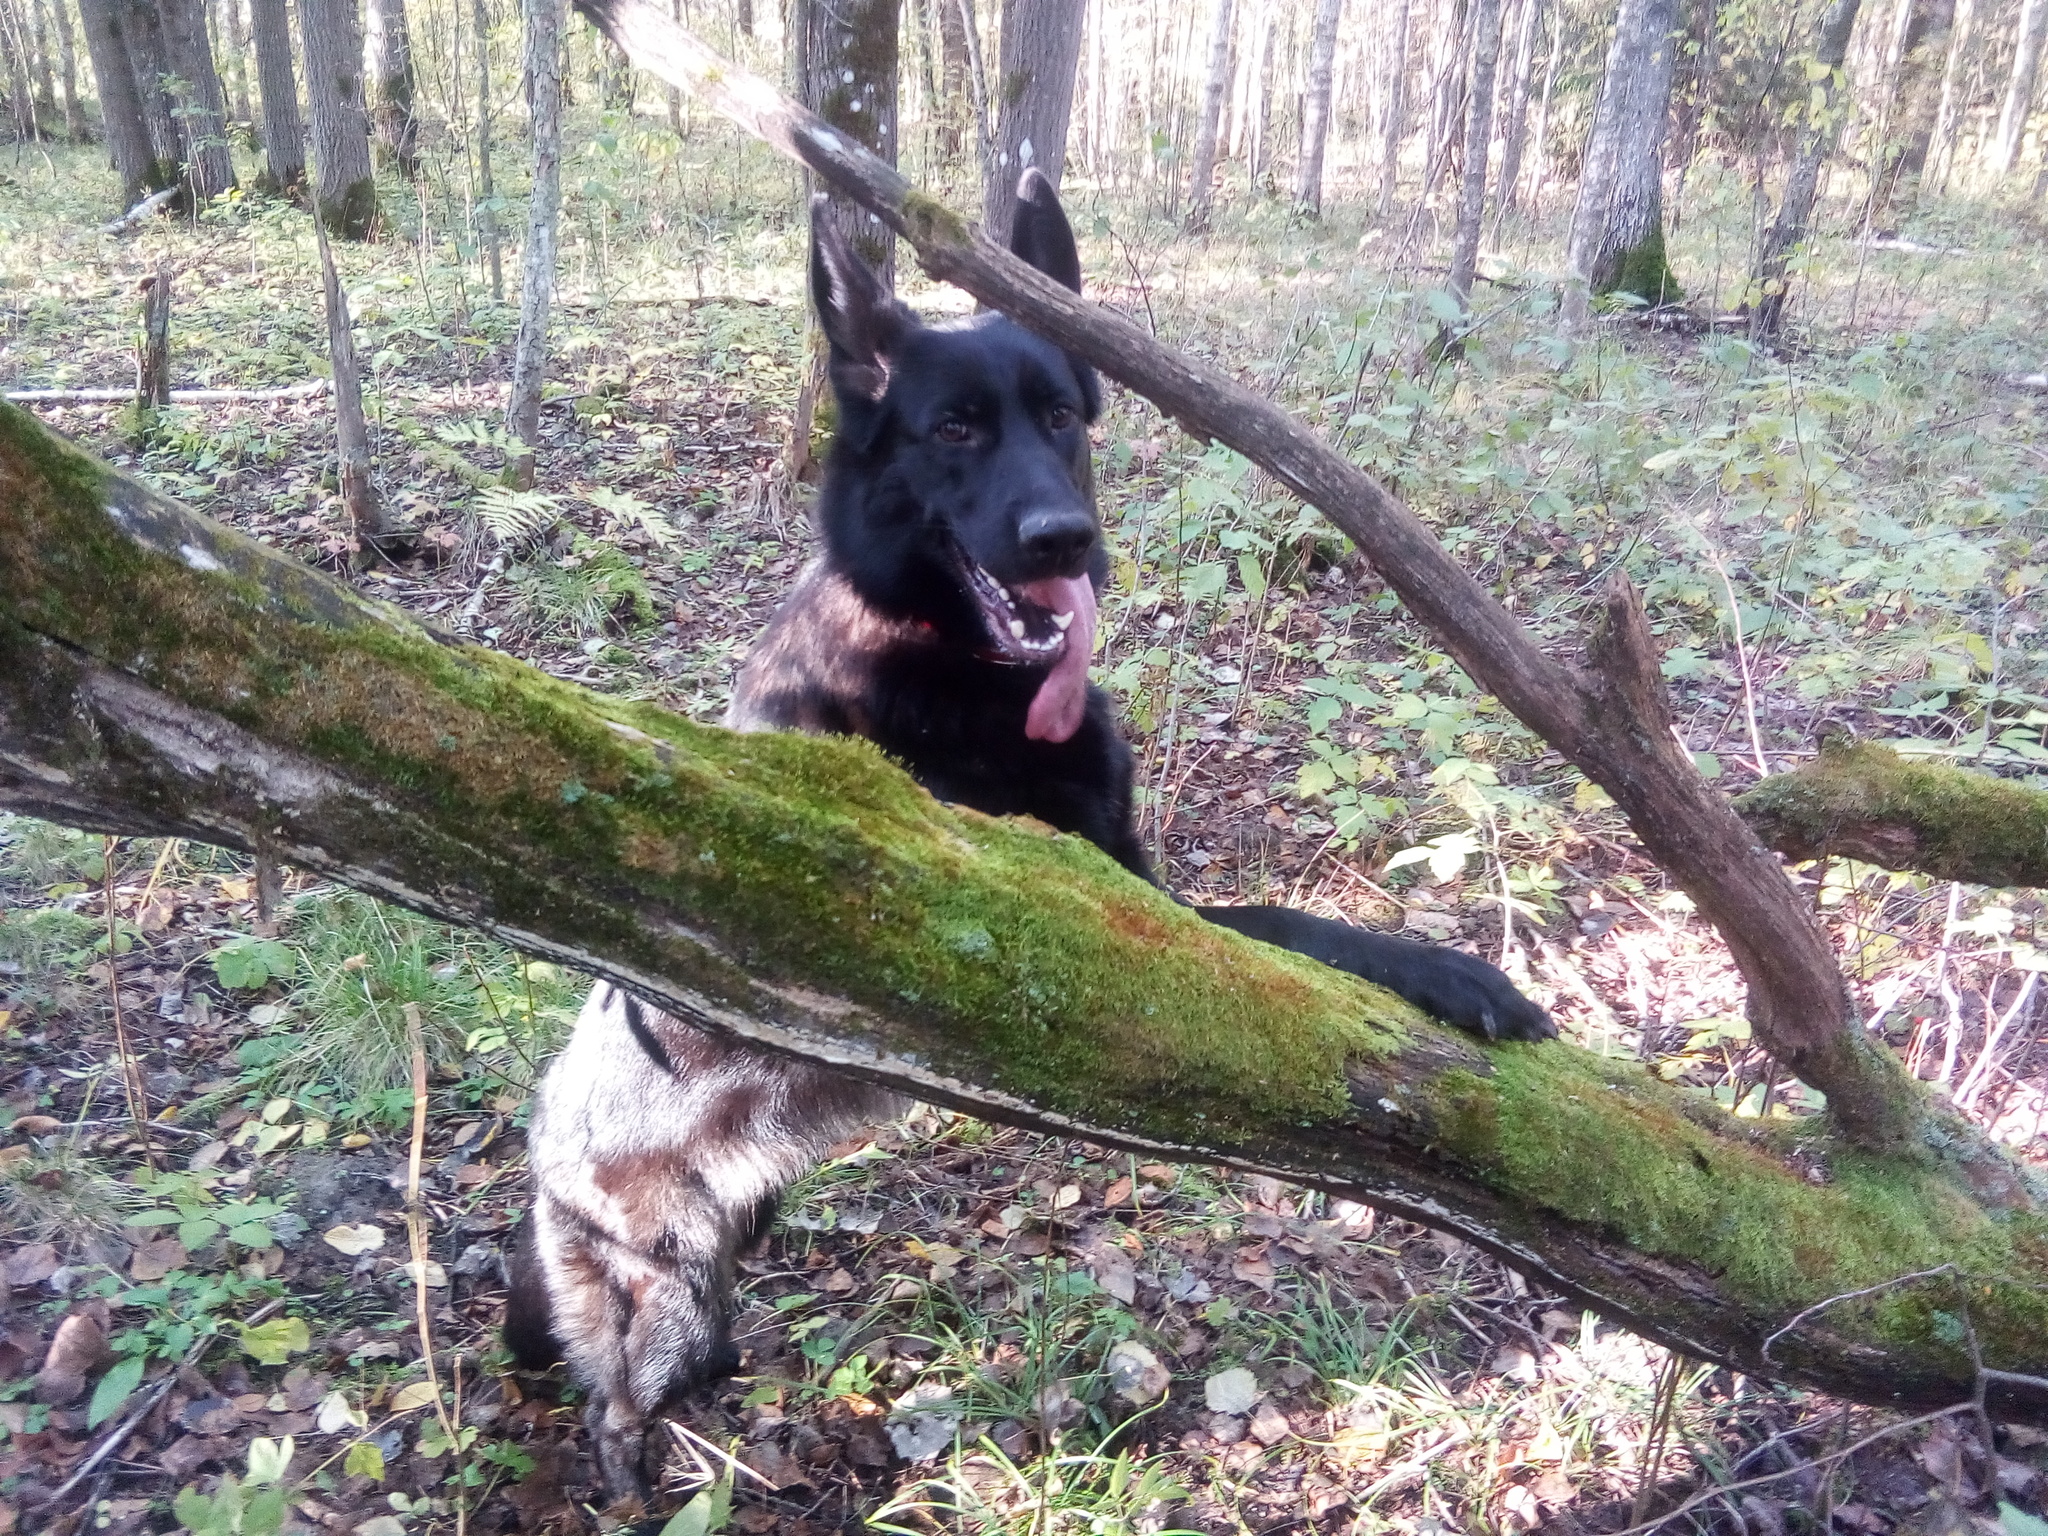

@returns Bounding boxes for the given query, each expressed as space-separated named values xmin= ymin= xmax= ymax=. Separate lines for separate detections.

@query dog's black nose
xmin=1018 ymin=508 xmax=1097 ymax=571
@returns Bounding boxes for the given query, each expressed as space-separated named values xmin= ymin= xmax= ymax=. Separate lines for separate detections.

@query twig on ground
xmin=404 ymin=1001 xmax=467 ymax=1536
xmin=101 ymin=836 xmax=156 ymax=1170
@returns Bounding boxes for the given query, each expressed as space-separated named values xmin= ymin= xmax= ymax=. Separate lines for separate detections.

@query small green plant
xmin=127 ymin=1166 xmax=297 ymax=1252
xmin=211 ymin=935 xmax=298 ymax=990
xmin=173 ymin=1436 xmax=296 ymax=1536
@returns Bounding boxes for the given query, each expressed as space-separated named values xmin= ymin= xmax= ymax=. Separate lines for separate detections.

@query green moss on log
xmin=1737 ymin=740 xmax=2048 ymax=889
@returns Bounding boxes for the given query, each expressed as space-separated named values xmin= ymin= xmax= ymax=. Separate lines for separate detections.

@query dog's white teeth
xmin=998 ymin=586 xmax=1011 ymax=601
xmin=1009 ymin=619 xmax=1027 ymax=639
xmin=1051 ymin=611 xmax=1075 ymax=631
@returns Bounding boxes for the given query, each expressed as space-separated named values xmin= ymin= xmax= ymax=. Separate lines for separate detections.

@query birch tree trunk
xmin=1296 ymin=0 xmax=1343 ymax=213
xmin=1184 ymin=0 xmax=1235 ymax=229
xmin=1992 ymin=0 xmax=2046 ymax=173
xmin=1751 ymin=0 xmax=1866 ymax=341
xmin=1561 ymin=0 xmax=1682 ymax=327
xmin=311 ymin=204 xmax=392 ymax=561
xmin=933 ymin=0 xmax=967 ymax=163
xmin=1870 ymin=0 xmax=1958 ymax=227
xmin=363 ymin=0 xmax=419 ymax=176
xmin=506 ymin=0 xmax=564 ymax=490
xmin=300 ymin=0 xmax=380 ymax=236
xmin=1444 ymin=0 xmax=1504 ymax=345
xmin=250 ymin=0 xmax=307 ymax=195
xmin=74 ymin=0 xmax=171 ymax=207
xmin=1377 ymin=0 xmax=1412 ymax=216
xmin=983 ymin=0 xmax=1084 ymax=243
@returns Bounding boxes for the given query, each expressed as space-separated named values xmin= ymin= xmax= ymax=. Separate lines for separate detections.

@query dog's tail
xmin=500 ymin=1212 xmax=562 ymax=1370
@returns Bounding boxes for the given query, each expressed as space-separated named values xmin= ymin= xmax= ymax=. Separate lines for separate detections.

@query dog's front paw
xmin=1404 ymin=948 xmax=1556 ymax=1042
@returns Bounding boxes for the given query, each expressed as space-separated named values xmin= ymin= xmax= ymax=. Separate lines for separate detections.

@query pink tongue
xmin=1019 ymin=575 xmax=1097 ymax=743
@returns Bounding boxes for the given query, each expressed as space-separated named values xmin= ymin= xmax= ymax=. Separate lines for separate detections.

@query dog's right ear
xmin=809 ymin=198 xmax=907 ymax=407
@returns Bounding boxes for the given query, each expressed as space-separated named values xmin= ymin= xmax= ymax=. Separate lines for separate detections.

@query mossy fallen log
xmin=2 ymin=400 xmax=2047 ymax=1422
xmin=1739 ymin=741 xmax=2048 ymax=890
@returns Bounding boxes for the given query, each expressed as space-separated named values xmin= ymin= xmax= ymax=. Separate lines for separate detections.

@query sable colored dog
xmin=505 ymin=171 xmax=1555 ymax=1504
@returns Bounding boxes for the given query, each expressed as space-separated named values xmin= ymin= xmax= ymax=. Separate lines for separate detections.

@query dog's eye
xmin=1046 ymin=405 xmax=1076 ymax=431
xmin=933 ymin=418 xmax=972 ymax=444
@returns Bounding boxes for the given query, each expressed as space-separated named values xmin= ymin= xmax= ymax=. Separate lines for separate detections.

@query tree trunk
xmin=1871 ymin=0 xmax=1958 ymax=228
xmin=1926 ymin=0 xmax=1978 ymax=189
xmin=983 ymin=0 xmax=1083 ymax=243
xmin=785 ymin=0 xmax=899 ymax=483
xmin=220 ymin=0 xmax=252 ymax=123
xmin=1442 ymin=0 xmax=1504 ymax=347
xmin=1295 ymin=0 xmax=1343 ymax=213
xmin=1493 ymin=0 xmax=1542 ymax=218
xmin=475 ymin=0 xmax=503 ymax=301
xmin=159 ymin=0 xmax=237 ymax=201
xmin=131 ymin=266 xmax=171 ymax=437
xmin=5 ymin=394 xmax=2048 ymax=1419
xmin=1750 ymin=0 xmax=1866 ymax=342
xmin=73 ymin=0 xmax=168 ymax=206
xmin=362 ymin=0 xmax=419 ymax=176
xmin=570 ymin=0 xmax=1948 ymax=1159
xmin=310 ymin=201 xmax=390 ymax=561
xmin=1523 ymin=2 xmax=1563 ymax=208
xmin=1738 ymin=740 xmax=2048 ymax=889
xmin=506 ymin=0 xmax=564 ymax=489
xmin=1992 ymin=0 xmax=2046 ymax=174
xmin=47 ymin=0 xmax=88 ymax=138
xmin=1184 ymin=0 xmax=1235 ymax=230
xmin=250 ymin=0 xmax=307 ymax=195
xmin=933 ymin=0 xmax=967 ymax=162
xmin=598 ymin=34 xmax=633 ymax=109
xmin=117 ymin=0 xmax=191 ymax=205
xmin=1561 ymin=0 xmax=1683 ymax=324
xmin=300 ymin=0 xmax=380 ymax=237
xmin=1377 ymin=0 xmax=1412 ymax=217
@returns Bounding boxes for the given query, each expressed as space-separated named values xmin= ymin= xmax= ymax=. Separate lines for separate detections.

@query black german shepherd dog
xmin=506 ymin=171 xmax=1554 ymax=1505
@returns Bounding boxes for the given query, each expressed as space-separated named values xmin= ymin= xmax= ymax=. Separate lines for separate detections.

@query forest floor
xmin=2 ymin=130 xmax=2047 ymax=1536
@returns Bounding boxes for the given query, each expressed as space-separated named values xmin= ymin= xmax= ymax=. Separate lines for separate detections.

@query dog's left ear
xmin=810 ymin=197 xmax=909 ymax=406
xmin=1009 ymin=169 xmax=1101 ymax=421
xmin=1010 ymin=169 xmax=1083 ymax=294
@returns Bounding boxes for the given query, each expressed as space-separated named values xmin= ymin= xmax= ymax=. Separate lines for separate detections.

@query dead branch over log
xmin=3 ymin=402 xmax=2048 ymax=1423
xmin=6 ymin=382 xmax=332 ymax=404
xmin=573 ymin=0 xmax=1918 ymax=1151
xmin=1740 ymin=741 xmax=2048 ymax=890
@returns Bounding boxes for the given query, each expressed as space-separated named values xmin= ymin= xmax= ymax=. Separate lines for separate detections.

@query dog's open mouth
xmin=959 ymin=555 xmax=1098 ymax=744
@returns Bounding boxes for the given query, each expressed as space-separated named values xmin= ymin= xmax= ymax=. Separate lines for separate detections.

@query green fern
xmin=473 ymin=485 xmax=563 ymax=547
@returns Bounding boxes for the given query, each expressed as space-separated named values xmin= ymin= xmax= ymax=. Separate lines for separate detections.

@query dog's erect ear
xmin=809 ymin=196 xmax=907 ymax=403
xmin=1010 ymin=169 xmax=1083 ymax=294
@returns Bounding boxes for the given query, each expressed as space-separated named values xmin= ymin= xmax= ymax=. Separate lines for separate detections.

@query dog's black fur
xmin=507 ymin=172 xmax=1553 ymax=1506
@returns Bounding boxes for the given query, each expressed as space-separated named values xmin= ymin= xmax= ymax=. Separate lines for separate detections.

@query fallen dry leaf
xmin=320 ymin=1223 xmax=385 ymax=1256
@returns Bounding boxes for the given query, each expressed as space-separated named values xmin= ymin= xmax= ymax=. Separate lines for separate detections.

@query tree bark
xmin=74 ymin=0 xmax=171 ymax=207
xmin=474 ymin=0 xmax=503 ymax=302
xmin=785 ymin=0 xmax=899 ymax=483
xmin=4 ymin=396 xmax=2048 ymax=1421
xmin=47 ymin=0 xmax=88 ymax=139
xmin=117 ymin=0 xmax=191 ymax=205
xmin=983 ymin=0 xmax=1083 ymax=244
xmin=1377 ymin=0 xmax=1412 ymax=217
xmin=311 ymin=201 xmax=390 ymax=562
xmin=131 ymin=267 xmax=171 ymax=436
xmin=1562 ymin=0 xmax=1683 ymax=323
xmin=1493 ymin=0 xmax=1542 ymax=219
xmin=1738 ymin=741 xmax=2048 ymax=889
xmin=1992 ymin=0 xmax=2046 ymax=175
xmin=1296 ymin=0 xmax=1343 ymax=214
xmin=159 ymin=0 xmax=237 ymax=201
xmin=933 ymin=0 xmax=968 ymax=163
xmin=1926 ymin=0 xmax=1978 ymax=190
xmin=506 ymin=0 xmax=564 ymax=489
xmin=250 ymin=0 xmax=307 ymax=195
xmin=219 ymin=0 xmax=252 ymax=124
xmin=300 ymin=0 xmax=380 ymax=237
xmin=1750 ymin=0 xmax=1866 ymax=342
xmin=1184 ymin=0 xmax=1235 ymax=230
xmin=1870 ymin=0 xmax=1957 ymax=228
xmin=362 ymin=0 xmax=419 ymax=176
xmin=569 ymin=0 xmax=1953 ymax=1160
xmin=1443 ymin=0 xmax=1504 ymax=345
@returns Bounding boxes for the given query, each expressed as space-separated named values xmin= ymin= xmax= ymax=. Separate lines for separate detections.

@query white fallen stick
xmin=4 ymin=380 xmax=333 ymax=404
xmin=100 ymin=185 xmax=181 ymax=235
